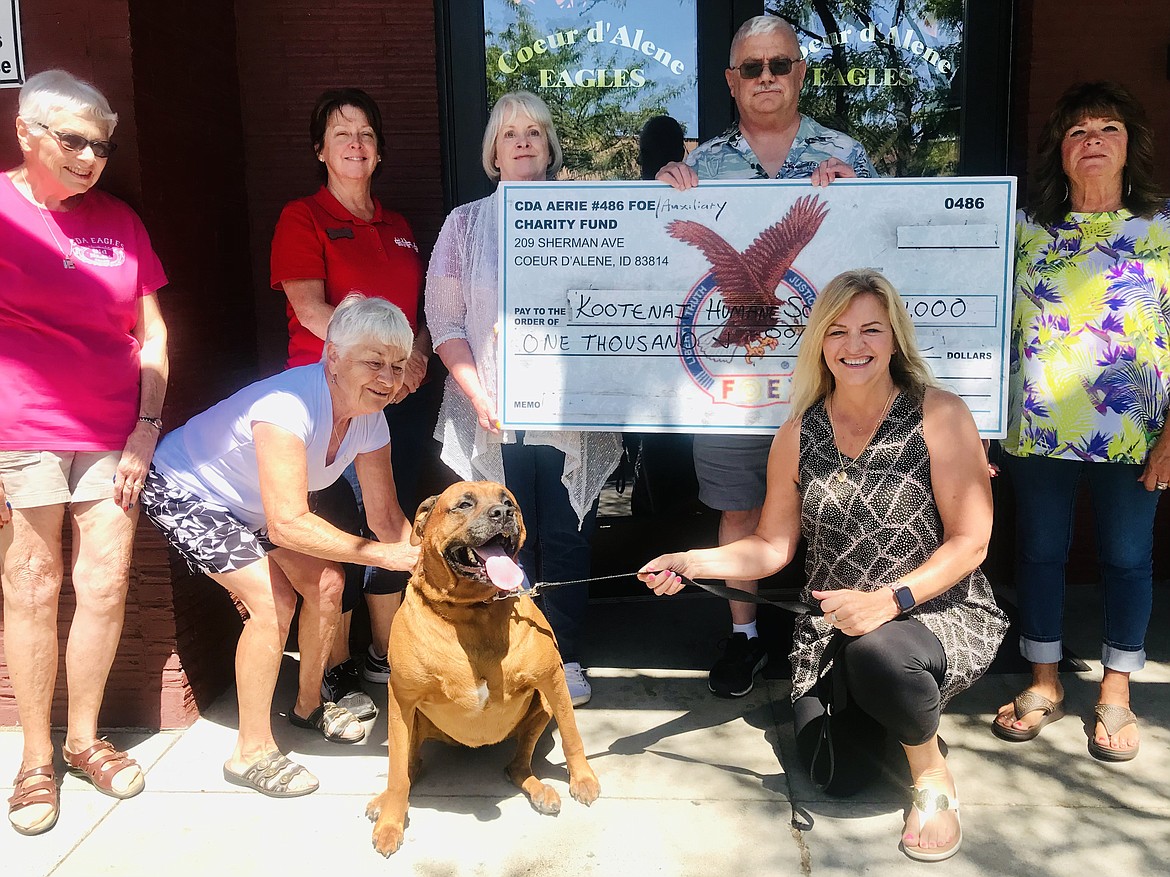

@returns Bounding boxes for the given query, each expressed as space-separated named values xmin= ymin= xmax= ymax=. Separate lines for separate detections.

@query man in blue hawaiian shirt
xmin=658 ymin=14 xmax=877 ymax=700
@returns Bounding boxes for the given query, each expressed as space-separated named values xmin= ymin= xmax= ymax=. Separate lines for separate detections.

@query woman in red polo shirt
xmin=271 ymin=88 xmax=434 ymax=724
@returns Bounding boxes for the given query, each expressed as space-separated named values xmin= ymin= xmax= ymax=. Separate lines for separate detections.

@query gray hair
xmin=481 ymin=91 xmax=563 ymax=182
xmin=18 ymin=69 xmax=119 ymax=136
xmin=730 ymin=15 xmax=800 ymax=66
xmin=323 ymin=294 xmax=413 ymax=360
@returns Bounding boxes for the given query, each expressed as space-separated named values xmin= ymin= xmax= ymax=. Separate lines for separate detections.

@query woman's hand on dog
xmin=378 ymin=540 xmax=420 ymax=572
xmin=638 ymin=553 xmax=691 ymax=596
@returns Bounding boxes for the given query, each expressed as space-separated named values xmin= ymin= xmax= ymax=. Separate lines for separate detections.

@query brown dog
xmin=366 ymin=481 xmax=601 ymax=856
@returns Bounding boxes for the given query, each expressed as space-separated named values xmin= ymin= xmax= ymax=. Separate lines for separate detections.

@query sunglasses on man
xmin=33 ymin=122 xmax=117 ymax=159
xmin=730 ymin=56 xmax=803 ymax=79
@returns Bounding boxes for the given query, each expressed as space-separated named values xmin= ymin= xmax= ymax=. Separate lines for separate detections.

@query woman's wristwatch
xmin=138 ymin=415 xmax=163 ymax=431
xmin=891 ymin=584 xmax=916 ymax=614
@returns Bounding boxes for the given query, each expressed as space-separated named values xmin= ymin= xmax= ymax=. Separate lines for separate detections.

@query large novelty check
xmin=497 ymin=177 xmax=1017 ymax=436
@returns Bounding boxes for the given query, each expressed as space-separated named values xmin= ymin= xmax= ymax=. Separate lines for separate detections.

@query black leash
xmin=525 ymin=571 xmax=821 ymax=616
xmin=526 ymin=570 xmax=822 ymax=837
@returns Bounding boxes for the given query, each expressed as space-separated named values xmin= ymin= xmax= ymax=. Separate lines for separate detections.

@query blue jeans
xmin=1003 ymin=452 xmax=1160 ymax=671
xmin=501 ymin=438 xmax=597 ymax=663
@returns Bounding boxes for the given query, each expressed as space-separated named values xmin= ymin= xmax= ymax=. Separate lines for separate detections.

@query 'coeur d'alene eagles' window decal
xmin=485 ymin=0 xmax=699 ymax=180
xmin=766 ymin=0 xmax=963 ymax=176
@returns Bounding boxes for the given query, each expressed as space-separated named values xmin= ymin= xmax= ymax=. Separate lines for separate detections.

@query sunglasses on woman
xmin=33 ymin=122 xmax=117 ymax=159
xmin=730 ymin=57 xmax=802 ymax=79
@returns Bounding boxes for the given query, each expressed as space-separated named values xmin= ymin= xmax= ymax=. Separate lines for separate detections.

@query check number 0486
xmin=944 ymin=197 xmax=986 ymax=210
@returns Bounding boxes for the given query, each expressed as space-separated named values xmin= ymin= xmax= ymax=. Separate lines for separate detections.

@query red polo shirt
xmin=271 ymin=186 xmax=423 ymax=368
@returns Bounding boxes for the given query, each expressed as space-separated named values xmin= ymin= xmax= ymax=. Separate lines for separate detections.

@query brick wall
xmin=233 ymin=0 xmax=446 ymax=374
xmin=127 ymin=0 xmax=261 ymax=422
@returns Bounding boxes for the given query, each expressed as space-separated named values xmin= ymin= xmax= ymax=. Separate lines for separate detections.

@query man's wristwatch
xmin=892 ymin=585 xmax=916 ymax=614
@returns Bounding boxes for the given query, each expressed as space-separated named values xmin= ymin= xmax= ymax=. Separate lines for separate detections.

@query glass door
xmin=763 ymin=1 xmax=1013 ymax=176
xmin=483 ymin=0 xmax=700 ymax=180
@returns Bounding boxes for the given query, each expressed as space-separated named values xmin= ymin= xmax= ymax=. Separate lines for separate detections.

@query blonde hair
xmin=481 ymin=91 xmax=563 ymax=182
xmin=789 ymin=269 xmax=938 ymax=419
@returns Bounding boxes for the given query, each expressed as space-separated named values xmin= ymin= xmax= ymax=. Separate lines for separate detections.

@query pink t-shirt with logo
xmin=0 ymin=174 xmax=168 ymax=451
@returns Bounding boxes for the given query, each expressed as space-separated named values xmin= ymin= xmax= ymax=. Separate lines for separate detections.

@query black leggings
xmin=794 ymin=617 xmax=947 ymax=797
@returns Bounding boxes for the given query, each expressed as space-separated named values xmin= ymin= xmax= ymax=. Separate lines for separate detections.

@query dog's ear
xmin=411 ymin=495 xmax=439 ymax=545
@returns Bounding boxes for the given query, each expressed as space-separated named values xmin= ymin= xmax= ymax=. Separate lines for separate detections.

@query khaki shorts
xmin=0 ymin=450 xmax=121 ymax=508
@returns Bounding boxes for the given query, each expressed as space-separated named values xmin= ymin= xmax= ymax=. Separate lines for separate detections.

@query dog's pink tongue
xmin=478 ymin=546 xmax=524 ymax=591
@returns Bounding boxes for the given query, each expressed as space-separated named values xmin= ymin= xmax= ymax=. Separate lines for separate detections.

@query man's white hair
xmin=730 ymin=15 xmax=800 ymax=66
xmin=18 ymin=69 xmax=119 ymax=135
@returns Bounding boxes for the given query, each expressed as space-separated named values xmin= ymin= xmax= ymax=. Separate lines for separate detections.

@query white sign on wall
xmin=0 ymin=0 xmax=24 ymax=88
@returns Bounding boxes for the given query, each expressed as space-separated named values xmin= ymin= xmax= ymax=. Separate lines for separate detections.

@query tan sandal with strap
xmin=8 ymin=764 xmax=59 ymax=836
xmin=222 ymin=752 xmax=319 ymax=798
xmin=1088 ymin=703 xmax=1139 ymax=762
xmin=991 ymin=690 xmax=1065 ymax=742
xmin=63 ymin=740 xmax=145 ymax=799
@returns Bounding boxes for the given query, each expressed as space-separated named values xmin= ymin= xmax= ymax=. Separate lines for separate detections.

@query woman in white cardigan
xmin=425 ymin=91 xmax=622 ymax=707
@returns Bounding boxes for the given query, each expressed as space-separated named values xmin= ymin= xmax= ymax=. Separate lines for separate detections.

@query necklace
xmin=37 ymin=208 xmax=75 ymax=269
xmin=21 ymin=169 xmax=76 ymax=269
xmin=827 ymin=388 xmax=896 ymax=484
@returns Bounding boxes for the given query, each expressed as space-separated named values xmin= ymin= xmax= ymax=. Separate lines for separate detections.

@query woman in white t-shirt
xmin=141 ymin=295 xmax=418 ymax=797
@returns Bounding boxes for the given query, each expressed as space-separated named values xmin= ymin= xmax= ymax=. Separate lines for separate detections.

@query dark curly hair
xmin=1028 ymin=81 xmax=1165 ymax=226
xmin=308 ymin=87 xmax=385 ymax=181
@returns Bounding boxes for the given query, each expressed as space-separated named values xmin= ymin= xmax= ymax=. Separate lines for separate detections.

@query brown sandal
xmin=63 ymin=740 xmax=145 ymax=799
xmin=8 ymin=765 xmax=59 ymax=836
xmin=1088 ymin=703 xmax=1140 ymax=762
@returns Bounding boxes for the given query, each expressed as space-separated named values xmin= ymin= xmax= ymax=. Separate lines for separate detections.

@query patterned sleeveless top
xmin=789 ymin=392 xmax=1009 ymax=707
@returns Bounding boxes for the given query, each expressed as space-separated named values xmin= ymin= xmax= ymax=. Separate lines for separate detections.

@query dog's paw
xmin=365 ymin=793 xmax=385 ymax=822
xmin=526 ymin=781 xmax=562 ymax=815
xmin=371 ymin=820 xmax=405 ymax=857
xmin=570 ymin=772 xmax=601 ymax=807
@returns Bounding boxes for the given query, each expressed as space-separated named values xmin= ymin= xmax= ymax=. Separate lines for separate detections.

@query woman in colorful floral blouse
xmin=994 ymin=81 xmax=1170 ymax=762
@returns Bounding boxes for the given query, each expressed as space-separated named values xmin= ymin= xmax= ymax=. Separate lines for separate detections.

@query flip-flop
xmin=1088 ymin=703 xmax=1139 ymax=762
xmin=222 ymin=753 xmax=319 ymax=798
xmin=289 ymin=702 xmax=365 ymax=744
xmin=901 ymin=786 xmax=962 ymax=863
xmin=991 ymin=690 xmax=1065 ymax=742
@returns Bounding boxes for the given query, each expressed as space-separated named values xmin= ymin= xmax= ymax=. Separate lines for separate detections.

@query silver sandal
xmin=902 ymin=786 xmax=962 ymax=863
xmin=289 ymin=701 xmax=365 ymax=743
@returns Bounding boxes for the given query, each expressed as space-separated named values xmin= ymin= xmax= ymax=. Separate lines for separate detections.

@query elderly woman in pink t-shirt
xmin=0 ymin=70 xmax=169 ymax=837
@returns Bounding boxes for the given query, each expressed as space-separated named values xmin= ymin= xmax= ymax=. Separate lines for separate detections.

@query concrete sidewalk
xmin=4 ymin=586 xmax=1170 ymax=876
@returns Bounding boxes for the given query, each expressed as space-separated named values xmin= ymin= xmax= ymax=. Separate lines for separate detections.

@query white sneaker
xmin=563 ymin=662 xmax=591 ymax=707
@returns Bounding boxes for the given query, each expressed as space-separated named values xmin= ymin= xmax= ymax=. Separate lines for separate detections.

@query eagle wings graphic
xmin=667 ymin=195 xmax=829 ymax=363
